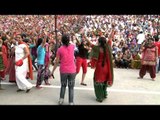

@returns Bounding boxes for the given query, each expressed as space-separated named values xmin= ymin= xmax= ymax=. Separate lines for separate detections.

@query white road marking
xmin=108 ymin=89 xmax=160 ymax=95
xmin=2 ymin=81 xmax=160 ymax=95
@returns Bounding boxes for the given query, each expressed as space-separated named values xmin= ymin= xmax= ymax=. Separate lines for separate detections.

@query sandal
xmin=96 ymin=98 xmax=103 ymax=103
xmin=26 ymin=89 xmax=31 ymax=93
xmin=80 ymin=83 xmax=87 ymax=86
xmin=36 ymin=85 xmax=43 ymax=89
xmin=17 ymin=89 xmax=24 ymax=92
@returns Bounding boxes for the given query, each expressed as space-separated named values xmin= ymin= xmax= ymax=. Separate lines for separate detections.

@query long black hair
xmin=98 ymin=37 xmax=107 ymax=67
xmin=36 ymin=38 xmax=43 ymax=48
xmin=62 ymin=34 xmax=70 ymax=47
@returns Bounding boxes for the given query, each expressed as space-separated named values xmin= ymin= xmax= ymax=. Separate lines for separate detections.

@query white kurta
xmin=15 ymin=44 xmax=33 ymax=90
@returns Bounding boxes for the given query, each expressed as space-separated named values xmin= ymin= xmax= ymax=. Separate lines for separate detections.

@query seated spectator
xmin=121 ymin=49 xmax=132 ymax=68
xmin=114 ymin=51 xmax=123 ymax=68
xmin=112 ymin=44 xmax=118 ymax=59
xmin=130 ymin=42 xmax=138 ymax=54
xmin=131 ymin=51 xmax=141 ymax=69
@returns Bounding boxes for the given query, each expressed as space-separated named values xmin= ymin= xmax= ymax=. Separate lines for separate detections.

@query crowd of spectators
xmin=0 ymin=15 xmax=160 ymax=69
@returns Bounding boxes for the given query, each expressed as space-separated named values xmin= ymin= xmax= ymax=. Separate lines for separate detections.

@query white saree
xmin=15 ymin=44 xmax=33 ymax=90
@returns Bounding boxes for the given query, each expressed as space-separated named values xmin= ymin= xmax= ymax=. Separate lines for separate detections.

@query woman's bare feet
xmin=152 ymin=78 xmax=155 ymax=81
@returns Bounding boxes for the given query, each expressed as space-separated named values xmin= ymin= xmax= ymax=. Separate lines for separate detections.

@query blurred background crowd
xmin=0 ymin=15 xmax=160 ymax=70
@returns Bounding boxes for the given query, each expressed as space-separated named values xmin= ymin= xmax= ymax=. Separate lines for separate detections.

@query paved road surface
xmin=0 ymin=67 xmax=160 ymax=105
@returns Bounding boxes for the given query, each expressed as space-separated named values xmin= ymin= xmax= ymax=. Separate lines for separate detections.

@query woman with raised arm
xmin=36 ymin=31 xmax=48 ymax=88
xmin=138 ymin=37 xmax=158 ymax=81
xmin=75 ymin=34 xmax=90 ymax=86
xmin=85 ymin=30 xmax=114 ymax=103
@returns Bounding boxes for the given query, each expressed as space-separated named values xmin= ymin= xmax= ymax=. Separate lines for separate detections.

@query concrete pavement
xmin=0 ymin=67 xmax=160 ymax=105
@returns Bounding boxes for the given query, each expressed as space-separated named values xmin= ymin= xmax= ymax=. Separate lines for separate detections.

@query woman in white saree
xmin=15 ymin=34 xmax=33 ymax=93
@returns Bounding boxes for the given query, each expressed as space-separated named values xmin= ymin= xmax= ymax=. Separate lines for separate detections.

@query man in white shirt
xmin=136 ymin=30 xmax=145 ymax=51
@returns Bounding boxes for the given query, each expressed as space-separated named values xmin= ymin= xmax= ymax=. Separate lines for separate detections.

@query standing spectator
xmin=52 ymin=34 xmax=76 ymax=105
xmin=136 ymin=30 xmax=145 ymax=51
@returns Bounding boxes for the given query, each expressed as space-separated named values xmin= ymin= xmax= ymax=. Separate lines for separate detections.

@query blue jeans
xmin=60 ymin=73 xmax=76 ymax=103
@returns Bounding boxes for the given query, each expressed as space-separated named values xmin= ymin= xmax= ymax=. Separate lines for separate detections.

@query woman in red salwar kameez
xmin=7 ymin=40 xmax=16 ymax=83
xmin=138 ymin=38 xmax=158 ymax=81
xmin=5 ymin=39 xmax=18 ymax=83
xmin=89 ymin=37 xmax=114 ymax=102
